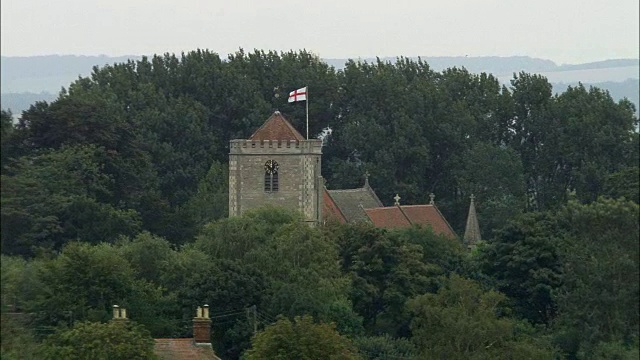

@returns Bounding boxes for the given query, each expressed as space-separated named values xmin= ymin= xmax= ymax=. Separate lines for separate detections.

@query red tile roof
xmin=399 ymin=205 xmax=456 ymax=238
xmin=154 ymin=339 xmax=219 ymax=360
xmin=363 ymin=205 xmax=456 ymax=238
xmin=249 ymin=111 xmax=305 ymax=141
xmin=323 ymin=189 xmax=347 ymax=224
xmin=364 ymin=207 xmax=412 ymax=229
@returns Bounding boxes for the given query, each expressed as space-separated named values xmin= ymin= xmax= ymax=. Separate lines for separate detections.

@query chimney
xmin=112 ymin=305 xmax=128 ymax=322
xmin=193 ymin=304 xmax=212 ymax=344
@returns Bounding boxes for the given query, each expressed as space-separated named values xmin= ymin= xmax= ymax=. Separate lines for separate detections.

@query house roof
xmin=154 ymin=339 xmax=219 ymax=360
xmin=327 ymin=184 xmax=383 ymax=223
xmin=365 ymin=207 xmax=412 ymax=229
xmin=249 ymin=111 xmax=305 ymax=141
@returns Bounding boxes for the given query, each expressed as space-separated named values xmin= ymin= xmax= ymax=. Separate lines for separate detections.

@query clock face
xmin=264 ymin=160 xmax=279 ymax=174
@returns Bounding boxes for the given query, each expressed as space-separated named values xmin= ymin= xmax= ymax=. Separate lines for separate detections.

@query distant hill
xmin=2 ymin=54 xmax=638 ymax=116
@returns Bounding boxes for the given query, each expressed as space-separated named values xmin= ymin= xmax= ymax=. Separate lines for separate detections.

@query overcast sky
xmin=2 ymin=0 xmax=638 ymax=64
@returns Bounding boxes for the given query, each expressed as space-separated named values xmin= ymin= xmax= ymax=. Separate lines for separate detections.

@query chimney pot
xmin=112 ymin=305 xmax=120 ymax=319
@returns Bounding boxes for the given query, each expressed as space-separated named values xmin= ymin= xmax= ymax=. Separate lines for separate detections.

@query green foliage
xmin=33 ymin=242 xmax=138 ymax=323
xmin=577 ymin=338 xmax=639 ymax=360
xmin=197 ymin=207 xmax=350 ymax=319
xmin=603 ymin=166 xmax=640 ymax=203
xmin=244 ymin=315 xmax=361 ymax=360
xmin=182 ymin=160 xmax=229 ymax=238
xmin=408 ymin=274 xmax=556 ymax=359
xmin=0 ymin=313 xmax=41 ymax=360
xmin=1 ymin=145 xmax=141 ymax=255
xmin=478 ymin=198 xmax=639 ymax=358
xmin=39 ymin=320 xmax=157 ymax=360
xmin=452 ymin=142 xmax=526 ymax=235
xmin=353 ymin=334 xmax=418 ymax=360
xmin=553 ymin=199 xmax=639 ymax=355
xmin=1 ymin=255 xmax=45 ymax=312
xmin=1 ymin=109 xmax=15 ymax=171
xmin=335 ymin=224 xmax=455 ymax=336
xmin=478 ymin=211 xmax=564 ymax=325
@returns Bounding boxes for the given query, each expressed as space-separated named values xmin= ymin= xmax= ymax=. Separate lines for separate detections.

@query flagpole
xmin=305 ymin=86 xmax=309 ymax=140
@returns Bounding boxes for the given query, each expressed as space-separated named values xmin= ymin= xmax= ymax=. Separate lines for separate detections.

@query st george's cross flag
xmin=288 ymin=87 xmax=307 ymax=102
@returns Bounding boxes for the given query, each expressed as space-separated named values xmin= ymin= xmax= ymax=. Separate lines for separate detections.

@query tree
xmin=194 ymin=207 xmax=355 ymax=358
xmin=32 ymin=242 xmax=138 ymax=325
xmin=244 ymin=315 xmax=361 ymax=360
xmin=335 ymin=224 xmax=439 ymax=336
xmin=180 ymin=160 xmax=229 ymax=239
xmin=408 ymin=274 xmax=556 ymax=360
xmin=0 ymin=313 xmax=41 ymax=360
xmin=552 ymin=198 xmax=639 ymax=357
xmin=39 ymin=320 xmax=157 ymax=360
xmin=1 ymin=109 xmax=15 ymax=171
xmin=603 ymin=166 xmax=640 ymax=204
xmin=452 ymin=142 xmax=526 ymax=236
xmin=478 ymin=211 xmax=564 ymax=325
xmin=1 ymin=145 xmax=141 ymax=256
xmin=353 ymin=335 xmax=417 ymax=360
xmin=507 ymin=72 xmax=559 ymax=211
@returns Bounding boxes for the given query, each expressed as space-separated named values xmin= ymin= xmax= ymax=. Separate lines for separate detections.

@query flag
xmin=288 ymin=87 xmax=307 ymax=103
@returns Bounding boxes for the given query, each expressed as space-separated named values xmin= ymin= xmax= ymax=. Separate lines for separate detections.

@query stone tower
xmin=228 ymin=111 xmax=323 ymax=225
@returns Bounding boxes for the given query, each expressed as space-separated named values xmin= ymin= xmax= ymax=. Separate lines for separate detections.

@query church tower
xmin=228 ymin=111 xmax=323 ymax=225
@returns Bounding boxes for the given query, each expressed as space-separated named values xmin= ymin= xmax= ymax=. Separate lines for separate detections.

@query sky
xmin=1 ymin=0 xmax=638 ymax=64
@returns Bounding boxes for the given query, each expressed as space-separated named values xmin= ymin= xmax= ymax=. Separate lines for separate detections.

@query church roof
xmin=364 ymin=207 xmax=412 ymax=228
xmin=327 ymin=184 xmax=383 ymax=223
xmin=323 ymin=189 xmax=347 ymax=224
xmin=399 ymin=205 xmax=457 ymax=238
xmin=154 ymin=339 xmax=219 ymax=360
xmin=249 ymin=111 xmax=305 ymax=141
xmin=364 ymin=204 xmax=457 ymax=238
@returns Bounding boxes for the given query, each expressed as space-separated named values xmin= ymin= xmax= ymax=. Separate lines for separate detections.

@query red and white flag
xmin=288 ymin=87 xmax=307 ymax=103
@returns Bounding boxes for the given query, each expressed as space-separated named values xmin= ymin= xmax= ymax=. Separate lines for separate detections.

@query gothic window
xmin=264 ymin=160 xmax=279 ymax=192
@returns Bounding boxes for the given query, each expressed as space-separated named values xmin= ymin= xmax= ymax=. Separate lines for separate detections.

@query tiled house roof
xmin=326 ymin=185 xmax=383 ymax=223
xmin=154 ymin=339 xmax=220 ymax=360
xmin=249 ymin=111 xmax=305 ymax=141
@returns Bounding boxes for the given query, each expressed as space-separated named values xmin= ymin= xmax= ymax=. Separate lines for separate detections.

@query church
xmin=229 ymin=111 xmax=481 ymax=245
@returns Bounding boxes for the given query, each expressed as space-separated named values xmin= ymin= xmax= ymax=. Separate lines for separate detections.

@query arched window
xmin=264 ymin=160 xmax=279 ymax=192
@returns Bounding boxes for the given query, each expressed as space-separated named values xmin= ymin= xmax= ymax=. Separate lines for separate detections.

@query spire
xmin=463 ymin=194 xmax=481 ymax=247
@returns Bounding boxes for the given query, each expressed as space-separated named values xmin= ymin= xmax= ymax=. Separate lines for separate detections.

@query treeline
xmin=2 ymin=202 xmax=638 ymax=359
xmin=1 ymin=49 xmax=638 ymax=255
xmin=0 ymin=50 xmax=638 ymax=359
